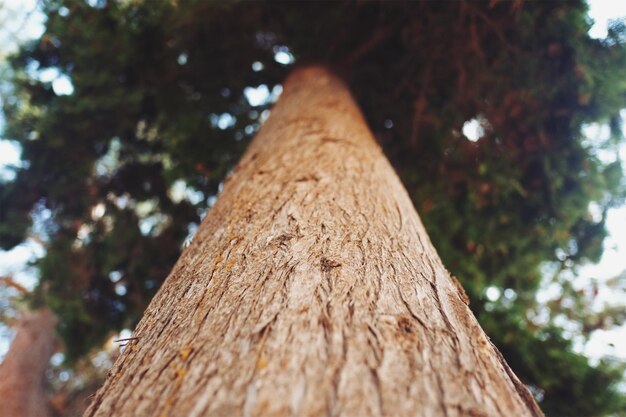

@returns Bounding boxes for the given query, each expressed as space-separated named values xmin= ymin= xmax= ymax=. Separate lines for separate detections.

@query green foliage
xmin=1 ymin=0 xmax=625 ymax=414
xmin=482 ymin=307 xmax=626 ymax=416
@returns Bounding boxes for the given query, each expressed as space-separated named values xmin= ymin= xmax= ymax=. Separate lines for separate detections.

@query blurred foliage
xmin=1 ymin=0 xmax=626 ymax=415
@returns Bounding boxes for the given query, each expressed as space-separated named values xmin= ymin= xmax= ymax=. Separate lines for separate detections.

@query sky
xmin=0 ymin=0 xmax=46 ymax=296
xmin=0 ymin=0 xmax=625 ymax=364
xmin=574 ymin=1 xmax=626 ymax=362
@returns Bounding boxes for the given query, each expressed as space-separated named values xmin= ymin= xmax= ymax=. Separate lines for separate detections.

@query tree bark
xmin=85 ymin=66 xmax=543 ymax=417
xmin=0 ymin=308 xmax=57 ymax=417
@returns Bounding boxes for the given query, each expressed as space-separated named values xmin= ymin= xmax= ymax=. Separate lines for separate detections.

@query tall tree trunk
xmin=0 ymin=308 xmax=57 ymax=417
xmin=85 ymin=66 xmax=543 ymax=417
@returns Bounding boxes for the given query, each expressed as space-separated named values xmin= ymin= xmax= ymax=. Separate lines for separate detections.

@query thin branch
xmin=341 ymin=25 xmax=393 ymax=69
xmin=0 ymin=276 xmax=29 ymax=295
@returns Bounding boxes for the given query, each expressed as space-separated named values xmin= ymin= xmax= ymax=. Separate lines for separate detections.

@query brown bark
xmin=0 ymin=308 xmax=57 ymax=417
xmin=85 ymin=66 xmax=543 ymax=417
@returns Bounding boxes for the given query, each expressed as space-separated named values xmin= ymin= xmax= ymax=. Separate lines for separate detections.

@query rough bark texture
xmin=85 ymin=66 xmax=543 ymax=417
xmin=0 ymin=309 xmax=57 ymax=417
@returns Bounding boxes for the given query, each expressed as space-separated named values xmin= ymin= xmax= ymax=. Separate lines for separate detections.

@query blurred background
xmin=1 ymin=0 xmax=625 ymax=416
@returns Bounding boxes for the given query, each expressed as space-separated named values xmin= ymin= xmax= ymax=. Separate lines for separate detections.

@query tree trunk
xmin=85 ymin=66 xmax=543 ymax=417
xmin=0 ymin=308 xmax=57 ymax=417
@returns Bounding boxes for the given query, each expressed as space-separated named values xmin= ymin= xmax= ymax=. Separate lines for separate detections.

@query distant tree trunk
xmin=85 ymin=66 xmax=543 ymax=417
xmin=0 ymin=308 xmax=57 ymax=417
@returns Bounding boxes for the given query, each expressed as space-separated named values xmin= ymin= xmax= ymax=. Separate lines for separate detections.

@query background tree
xmin=0 ymin=308 xmax=57 ymax=417
xmin=1 ymin=1 xmax=625 ymax=415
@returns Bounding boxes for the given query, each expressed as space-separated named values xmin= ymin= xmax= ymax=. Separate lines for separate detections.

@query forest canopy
xmin=1 ymin=1 xmax=626 ymax=415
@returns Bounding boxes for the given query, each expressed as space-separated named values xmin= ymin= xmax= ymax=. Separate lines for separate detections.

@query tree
xmin=2 ymin=1 xmax=626 ymax=415
xmin=0 ymin=308 xmax=57 ymax=417
xmin=86 ymin=65 xmax=543 ymax=417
